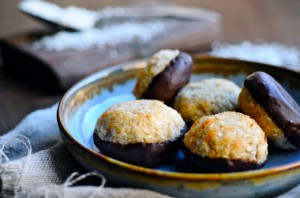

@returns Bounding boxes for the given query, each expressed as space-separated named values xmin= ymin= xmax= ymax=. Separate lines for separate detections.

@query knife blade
xmin=19 ymin=1 xmax=221 ymax=31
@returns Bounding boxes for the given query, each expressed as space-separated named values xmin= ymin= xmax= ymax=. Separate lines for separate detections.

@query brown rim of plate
xmin=57 ymin=55 xmax=300 ymax=181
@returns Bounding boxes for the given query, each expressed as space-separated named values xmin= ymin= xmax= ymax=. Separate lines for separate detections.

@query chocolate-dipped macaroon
xmin=133 ymin=49 xmax=193 ymax=104
xmin=93 ymin=100 xmax=187 ymax=167
xmin=183 ymin=112 xmax=268 ymax=172
xmin=239 ymin=71 xmax=300 ymax=150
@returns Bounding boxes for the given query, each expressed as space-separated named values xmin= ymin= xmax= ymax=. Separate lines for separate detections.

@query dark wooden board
xmin=0 ymin=20 xmax=221 ymax=91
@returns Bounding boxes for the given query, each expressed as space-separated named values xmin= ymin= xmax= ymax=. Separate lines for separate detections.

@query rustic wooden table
xmin=1 ymin=0 xmax=300 ymax=134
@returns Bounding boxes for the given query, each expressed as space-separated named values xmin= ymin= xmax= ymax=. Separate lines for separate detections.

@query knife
xmin=19 ymin=0 xmax=221 ymax=31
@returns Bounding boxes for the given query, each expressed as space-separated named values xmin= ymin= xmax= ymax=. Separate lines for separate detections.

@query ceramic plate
xmin=58 ymin=55 xmax=300 ymax=198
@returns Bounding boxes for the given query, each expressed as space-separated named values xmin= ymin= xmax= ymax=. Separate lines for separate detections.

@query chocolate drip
xmin=244 ymin=71 xmax=300 ymax=146
xmin=142 ymin=52 xmax=193 ymax=104
xmin=94 ymin=124 xmax=188 ymax=167
xmin=182 ymin=146 xmax=264 ymax=172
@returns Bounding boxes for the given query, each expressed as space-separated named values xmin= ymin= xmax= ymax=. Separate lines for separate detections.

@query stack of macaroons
xmin=94 ymin=49 xmax=193 ymax=167
xmin=93 ymin=49 xmax=300 ymax=173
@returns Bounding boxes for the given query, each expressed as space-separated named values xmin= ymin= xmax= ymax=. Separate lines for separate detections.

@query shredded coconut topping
xmin=184 ymin=112 xmax=268 ymax=164
xmin=95 ymin=100 xmax=185 ymax=144
xmin=173 ymin=78 xmax=241 ymax=122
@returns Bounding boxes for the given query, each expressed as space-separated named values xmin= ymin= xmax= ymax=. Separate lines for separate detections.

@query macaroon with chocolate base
xmin=239 ymin=71 xmax=300 ymax=150
xmin=93 ymin=100 xmax=187 ymax=167
xmin=182 ymin=112 xmax=268 ymax=172
xmin=133 ymin=49 xmax=193 ymax=104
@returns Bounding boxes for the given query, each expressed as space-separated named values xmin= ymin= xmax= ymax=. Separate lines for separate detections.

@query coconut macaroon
xmin=239 ymin=71 xmax=300 ymax=150
xmin=133 ymin=49 xmax=193 ymax=104
xmin=183 ymin=112 xmax=268 ymax=172
xmin=93 ymin=100 xmax=187 ymax=167
xmin=173 ymin=78 xmax=241 ymax=124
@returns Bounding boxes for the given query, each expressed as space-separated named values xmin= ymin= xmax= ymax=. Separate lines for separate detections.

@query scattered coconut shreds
xmin=22 ymin=0 xmax=177 ymax=52
xmin=32 ymin=20 xmax=176 ymax=51
xmin=210 ymin=41 xmax=300 ymax=71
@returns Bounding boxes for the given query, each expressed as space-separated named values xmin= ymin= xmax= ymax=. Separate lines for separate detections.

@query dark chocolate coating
xmin=93 ymin=124 xmax=188 ymax=167
xmin=142 ymin=52 xmax=193 ymax=104
xmin=244 ymin=71 xmax=300 ymax=147
xmin=182 ymin=146 xmax=264 ymax=172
